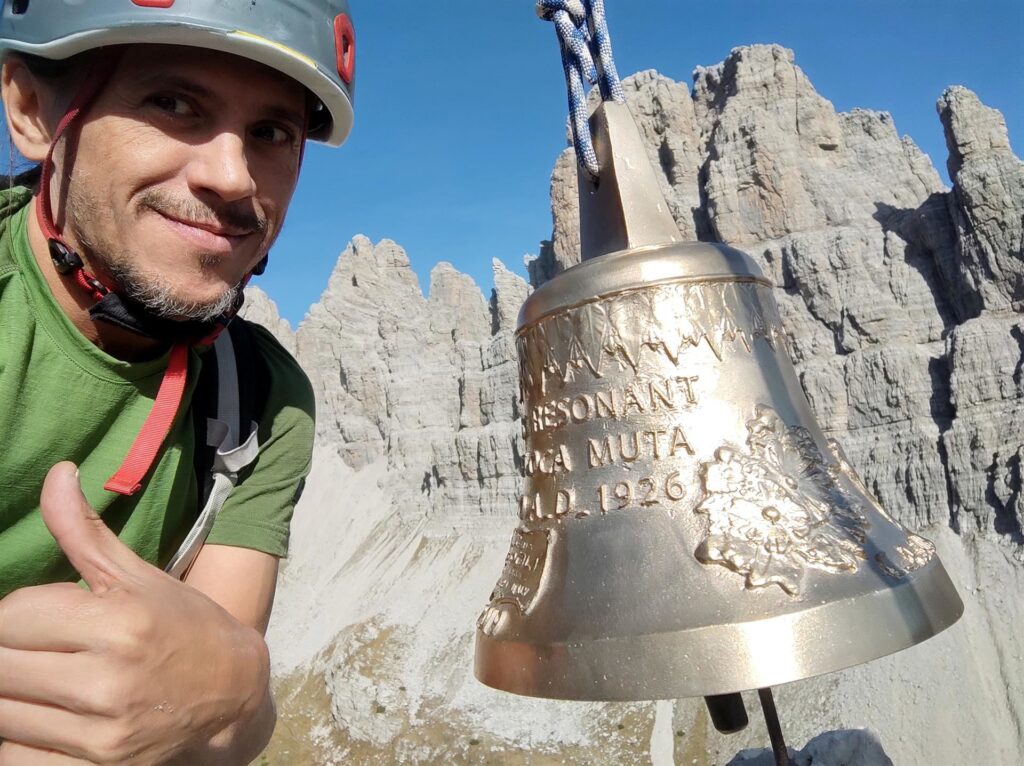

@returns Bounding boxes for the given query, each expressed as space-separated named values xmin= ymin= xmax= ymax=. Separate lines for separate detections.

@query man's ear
xmin=2 ymin=56 xmax=55 ymax=162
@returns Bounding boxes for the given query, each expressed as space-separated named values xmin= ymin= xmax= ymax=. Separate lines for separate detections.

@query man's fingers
xmin=0 ymin=698 xmax=100 ymax=763
xmin=39 ymin=463 xmax=142 ymax=593
xmin=0 ymin=584 xmax=101 ymax=651
xmin=0 ymin=741 xmax=96 ymax=766
xmin=0 ymin=647 xmax=103 ymax=713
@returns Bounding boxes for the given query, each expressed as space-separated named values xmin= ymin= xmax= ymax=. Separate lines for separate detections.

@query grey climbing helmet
xmin=0 ymin=0 xmax=356 ymax=146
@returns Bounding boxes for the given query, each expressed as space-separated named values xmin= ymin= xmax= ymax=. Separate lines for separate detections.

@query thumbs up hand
xmin=39 ymin=462 xmax=145 ymax=594
xmin=0 ymin=463 xmax=271 ymax=765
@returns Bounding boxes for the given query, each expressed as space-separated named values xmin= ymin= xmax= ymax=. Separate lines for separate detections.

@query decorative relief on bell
xmin=874 ymin=534 xmax=936 ymax=579
xmin=825 ymin=440 xmax=937 ymax=579
xmin=517 ymin=279 xmax=787 ymax=401
xmin=694 ymin=404 xmax=871 ymax=596
xmin=693 ymin=405 xmax=939 ymax=596
xmin=477 ymin=528 xmax=550 ymax=637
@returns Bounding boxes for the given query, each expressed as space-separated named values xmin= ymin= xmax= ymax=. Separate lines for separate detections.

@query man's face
xmin=54 ymin=45 xmax=307 ymax=321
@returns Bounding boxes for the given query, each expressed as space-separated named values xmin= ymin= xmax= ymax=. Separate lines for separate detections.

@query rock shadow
xmin=872 ymin=195 xmax=978 ymax=331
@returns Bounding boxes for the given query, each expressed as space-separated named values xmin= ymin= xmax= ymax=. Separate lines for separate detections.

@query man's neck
xmin=26 ymin=199 xmax=168 ymax=362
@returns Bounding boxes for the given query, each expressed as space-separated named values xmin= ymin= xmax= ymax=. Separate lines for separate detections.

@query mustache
xmin=139 ymin=190 xmax=268 ymax=236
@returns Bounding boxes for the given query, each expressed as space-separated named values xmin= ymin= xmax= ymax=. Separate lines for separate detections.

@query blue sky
xmin=264 ymin=0 xmax=1021 ymax=326
xmin=5 ymin=2 xmax=1022 ymax=325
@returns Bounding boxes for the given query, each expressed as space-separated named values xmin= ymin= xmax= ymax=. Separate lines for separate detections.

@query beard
xmin=65 ymin=184 xmax=267 ymax=323
xmin=101 ymin=254 xmax=243 ymax=323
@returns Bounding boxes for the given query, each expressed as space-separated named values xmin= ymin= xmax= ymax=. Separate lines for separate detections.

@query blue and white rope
xmin=537 ymin=0 xmax=625 ymax=178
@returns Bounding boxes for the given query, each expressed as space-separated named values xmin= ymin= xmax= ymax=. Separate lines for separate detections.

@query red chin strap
xmin=35 ymin=56 xmax=119 ymax=302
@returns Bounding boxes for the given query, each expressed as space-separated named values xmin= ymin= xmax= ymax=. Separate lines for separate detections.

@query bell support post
xmin=758 ymin=688 xmax=794 ymax=766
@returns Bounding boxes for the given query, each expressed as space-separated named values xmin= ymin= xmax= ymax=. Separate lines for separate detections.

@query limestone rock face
xmin=262 ymin=45 xmax=1023 ymax=766
xmin=292 ymin=236 xmax=520 ymax=524
xmin=939 ymin=86 xmax=1024 ymax=314
xmin=239 ymin=285 xmax=296 ymax=354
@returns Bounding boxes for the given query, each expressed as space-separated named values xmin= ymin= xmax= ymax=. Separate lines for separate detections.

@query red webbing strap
xmin=104 ymin=343 xmax=191 ymax=496
xmin=36 ymin=54 xmax=121 ymax=242
xmin=36 ymin=103 xmax=88 ymax=243
xmin=72 ymin=268 xmax=107 ymax=302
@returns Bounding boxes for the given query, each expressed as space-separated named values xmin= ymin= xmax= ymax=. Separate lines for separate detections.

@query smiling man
xmin=0 ymin=2 xmax=355 ymax=764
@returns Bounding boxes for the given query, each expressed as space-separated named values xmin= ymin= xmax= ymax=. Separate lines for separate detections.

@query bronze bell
xmin=474 ymin=100 xmax=963 ymax=707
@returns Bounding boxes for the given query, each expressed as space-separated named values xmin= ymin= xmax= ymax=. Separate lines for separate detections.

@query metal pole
xmin=757 ymin=687 xmax=792 ymax=766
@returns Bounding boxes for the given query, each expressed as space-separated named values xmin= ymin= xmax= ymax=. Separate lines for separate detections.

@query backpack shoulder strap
xmin=165 ymin=321 xmax=268 ymax=579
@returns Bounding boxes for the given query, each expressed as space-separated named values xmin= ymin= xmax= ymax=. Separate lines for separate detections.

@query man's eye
xmin=252 ymin=124 xmax=295 ymax=146
xmin=148 ymin=94 xmax=193 ymax=116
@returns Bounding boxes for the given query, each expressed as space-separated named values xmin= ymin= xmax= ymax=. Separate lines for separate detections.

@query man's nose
xmin=185 ymin=131 xmax=257 ymax=203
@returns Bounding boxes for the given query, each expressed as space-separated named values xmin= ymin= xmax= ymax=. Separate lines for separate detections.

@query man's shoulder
xmin=0 ymin=186 xmax=32 ymax=219
xmin=0 ymin=187 xmax=33 ymax=274
xmin=234 ymin=318 xmax=315 ymax=425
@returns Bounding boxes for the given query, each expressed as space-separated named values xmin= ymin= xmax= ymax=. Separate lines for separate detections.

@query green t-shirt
xmin=0 ymin=188 xmax=315 ymax=598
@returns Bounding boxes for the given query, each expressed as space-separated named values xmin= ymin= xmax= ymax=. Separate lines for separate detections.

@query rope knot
xmin=537 ymin=0 xmax=625 ymax=177
xmin=536 ymin=0 xmax=586 ymax=24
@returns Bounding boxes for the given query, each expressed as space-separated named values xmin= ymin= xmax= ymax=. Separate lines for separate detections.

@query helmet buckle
xmin=48 ymin=239 xmax=83 ymax=274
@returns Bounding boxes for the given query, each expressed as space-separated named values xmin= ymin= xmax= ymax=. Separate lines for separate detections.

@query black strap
xmin=191 ymin=320 xmax=272 ymax=510
xmin=191 ymin=342 xmax=220 ymax=509
xmin=90 ymin=291 xmax=233 ymax=344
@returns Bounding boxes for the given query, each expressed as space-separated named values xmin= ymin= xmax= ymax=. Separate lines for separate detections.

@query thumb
xmin=39 ymin=462 xmax=141 ymax=593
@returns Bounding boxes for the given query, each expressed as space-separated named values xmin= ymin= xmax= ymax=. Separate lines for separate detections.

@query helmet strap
xmin=35 ymin=50 xmax=123 ymax=301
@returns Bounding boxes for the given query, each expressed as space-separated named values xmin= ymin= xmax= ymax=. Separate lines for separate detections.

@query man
xmin=0 ymin=2 xmax=356 ymax=763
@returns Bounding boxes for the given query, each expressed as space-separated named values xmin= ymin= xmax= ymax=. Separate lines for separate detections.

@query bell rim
xmin=474 ymin=557 xmax=964 ymax=701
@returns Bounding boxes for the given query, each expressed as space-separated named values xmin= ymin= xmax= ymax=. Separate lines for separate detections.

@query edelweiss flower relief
xmin=695 ymin=405 xmax=870 ymax=595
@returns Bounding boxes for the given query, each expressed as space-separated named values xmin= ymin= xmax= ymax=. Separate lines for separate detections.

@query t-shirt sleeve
xmin=204 ymin=323 xmax=315 ymax=557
